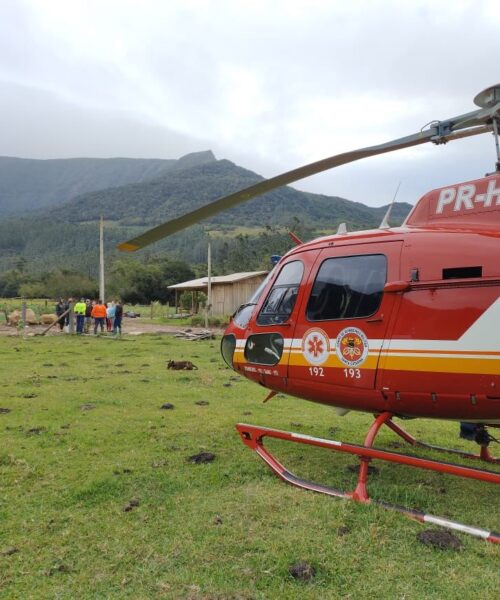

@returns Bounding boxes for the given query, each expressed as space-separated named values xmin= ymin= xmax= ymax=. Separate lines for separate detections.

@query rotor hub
xmin=474 ymin=84 xmax=500 ymax=109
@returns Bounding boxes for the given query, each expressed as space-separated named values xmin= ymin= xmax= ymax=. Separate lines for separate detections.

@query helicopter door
xmin=288 ymin=242 xmax=403 ymax=396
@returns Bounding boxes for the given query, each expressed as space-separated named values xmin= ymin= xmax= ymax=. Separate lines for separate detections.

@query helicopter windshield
xmin=231 ymin=267 xmax=277 ymax=329
xmin=257 ymin=260 xmax=304 ymax=325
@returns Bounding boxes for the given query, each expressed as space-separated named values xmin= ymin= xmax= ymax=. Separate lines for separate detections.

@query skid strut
xmin=385 ymin=419 xmax=499 ymax=464
xmin=236 ymin=412 xmax=500 ymax=544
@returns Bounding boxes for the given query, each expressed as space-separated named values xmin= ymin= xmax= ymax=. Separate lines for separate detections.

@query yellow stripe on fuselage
xmin=234 ymin=348 xmax=500 ymax=375
xmin=380 ymin=354 xmax=500 ymax=375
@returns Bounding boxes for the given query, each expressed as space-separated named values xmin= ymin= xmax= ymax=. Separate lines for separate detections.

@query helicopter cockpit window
xmin=257 ymin=260 xmax=304 ymax=325
xmin=307 ymin=254 xmax=386 ymax=321
xmin=232 ymin=267 xmax=276 ymax=329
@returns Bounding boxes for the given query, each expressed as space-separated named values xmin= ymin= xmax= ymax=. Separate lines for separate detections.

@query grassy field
xmin=0 ymin=334 xmax=499 ymax=599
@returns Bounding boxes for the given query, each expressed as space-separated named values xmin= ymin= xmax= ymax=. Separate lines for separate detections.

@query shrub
xmin=189 ymin=315 xmax=229 ymax=328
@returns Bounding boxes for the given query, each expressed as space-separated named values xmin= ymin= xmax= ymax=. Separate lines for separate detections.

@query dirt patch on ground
xmin=0 ymin=320 xmax=222 ymax=337
xmin=417 ymin=529 xmax=463 ymax=550
xmin=289 ymin=561 xmax=316 ymax=582
xmin=188 ymin=452 xmax=216 ymax=464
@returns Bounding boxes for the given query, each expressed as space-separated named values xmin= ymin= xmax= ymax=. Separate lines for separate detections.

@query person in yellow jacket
xmin=73 ymin=297 xmax=87 ymax=335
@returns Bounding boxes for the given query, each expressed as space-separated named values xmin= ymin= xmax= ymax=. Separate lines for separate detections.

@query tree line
xmin=0 ymin=257 xmax=195 ymax=304
xmin=0 ymin=218 xmax=319 ymax=303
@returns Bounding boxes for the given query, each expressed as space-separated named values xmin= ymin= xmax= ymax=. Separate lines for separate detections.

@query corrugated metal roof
xmin=168 ymin=271 xmax=268 ymax=290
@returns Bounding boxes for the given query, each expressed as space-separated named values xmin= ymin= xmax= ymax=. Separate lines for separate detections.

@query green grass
xmin=0 ymin=335 xmax=498 ymax=599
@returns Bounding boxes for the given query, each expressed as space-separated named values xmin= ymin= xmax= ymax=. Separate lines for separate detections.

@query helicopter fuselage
xmin=222 ymin=174 xmax=500 ymax=424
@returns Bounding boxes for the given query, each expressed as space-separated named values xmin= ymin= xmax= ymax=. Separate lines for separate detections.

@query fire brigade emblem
xmin=302 ymin=328 xmax=330 ymax=366
xmin=335 ymin=327 xmax=369 ymax=367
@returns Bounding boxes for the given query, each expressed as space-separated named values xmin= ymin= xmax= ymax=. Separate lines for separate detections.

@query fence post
xmin=21 ymin=301 xmax=27 ymax=329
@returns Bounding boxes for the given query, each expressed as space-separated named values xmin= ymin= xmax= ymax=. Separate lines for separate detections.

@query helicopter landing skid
xmin=236 ymin=412 xmax=500 ymax=544
xmin=384 ymin=419 xmax=499 ymax=464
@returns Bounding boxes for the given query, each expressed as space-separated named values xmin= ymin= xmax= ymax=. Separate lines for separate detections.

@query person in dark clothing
xmin=64 ymin=298 xmax=73 ymax=327
xmin=84 ymin=299 xmax=92 ymax=334
xmin=113 ymin=301 xmax=123 ymax=335
xmin=55 ymin=298 xmax=66 ymax=331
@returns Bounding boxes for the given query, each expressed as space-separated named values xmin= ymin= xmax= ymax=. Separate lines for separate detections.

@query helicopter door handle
xmin=366 ymin=316 xmax=384 ymax=323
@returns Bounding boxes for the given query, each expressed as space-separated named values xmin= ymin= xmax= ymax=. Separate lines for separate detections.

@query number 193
xmin=344 ymin=368 xmax=361 ymax=379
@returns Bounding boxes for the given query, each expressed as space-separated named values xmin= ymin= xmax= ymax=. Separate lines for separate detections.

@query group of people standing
xmin=56 ymin=298 xmax=123 ymax=335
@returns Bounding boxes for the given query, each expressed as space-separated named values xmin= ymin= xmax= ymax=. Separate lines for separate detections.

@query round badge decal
xmin=302 ymin=328 xmax=330 ymax=366
xmin=335 ymin=327 xmax=369 ymax=368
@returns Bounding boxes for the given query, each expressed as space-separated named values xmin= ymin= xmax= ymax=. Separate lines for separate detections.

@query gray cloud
xmin=0 ymin=0 xmax=498 ymax=207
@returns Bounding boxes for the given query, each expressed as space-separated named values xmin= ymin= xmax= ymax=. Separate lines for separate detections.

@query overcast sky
xmin=0 ymin=0 xmax=499 ymax=207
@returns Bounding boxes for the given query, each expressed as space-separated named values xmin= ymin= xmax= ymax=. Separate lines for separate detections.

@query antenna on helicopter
xmin=379 ymin=181 xmax=401 ymax=229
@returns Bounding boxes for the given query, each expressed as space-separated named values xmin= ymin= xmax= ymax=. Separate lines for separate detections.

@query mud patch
xmin=123 ymin=498 xmax=140 ymax=512
xmin=337 ymin=525 xmax=351 ymax=536
xmin=26 ymin=427 xmax=45 ymax=435
xmin=387 ymin=441 xmax=404 ymax=449
xmin=289 ymin=561 xmax=316 ymax=582
xmin=346 ymin=464 xmax=379 ymax=475
xmin=80 ymin=403 xmax=96 ymax=411
xmin=113 ymin=468 xmax=133 ymax=475
xmin=195 ymin=401 xmax=209 ymax=406
xmin=0 ymin=408 xmax=11 ymax=414
xmin=160 ymin=403 xmax=174 ymax=410
xmin=188 ymin=452 xmax=215 ymax=464
xmin=417 ymin=529 xmax=463 ymax=550
xmin=0 ymin=546 xmax=18 ymax=556
xmin=45 ymin=563 xmax=70 ymax=576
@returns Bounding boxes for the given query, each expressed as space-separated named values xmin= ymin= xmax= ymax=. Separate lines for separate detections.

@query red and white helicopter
xmin=120 ymin=85 xmax=500 ymax=543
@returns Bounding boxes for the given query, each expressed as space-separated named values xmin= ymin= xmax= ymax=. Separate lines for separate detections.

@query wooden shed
xmin=168 ymin=271 xmax=268 ymax=316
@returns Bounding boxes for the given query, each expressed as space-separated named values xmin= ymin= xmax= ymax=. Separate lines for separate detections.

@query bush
xmin=189 ymin=315 xmax=229 ymax=328
xmin=19 ymin=282 xmax=47 ymax=298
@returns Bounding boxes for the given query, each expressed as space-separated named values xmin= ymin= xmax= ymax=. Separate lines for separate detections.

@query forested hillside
xmin=40 ymin=155 xmax=411 ymax=230
xmin=0 ymin=151 xmax=413 ymax=293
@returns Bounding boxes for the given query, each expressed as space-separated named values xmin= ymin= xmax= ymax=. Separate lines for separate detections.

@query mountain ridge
xmin=0 ymin=151 xmax=413 ymax=275
xmin=0 ymin=151 xmax=216 ymax=217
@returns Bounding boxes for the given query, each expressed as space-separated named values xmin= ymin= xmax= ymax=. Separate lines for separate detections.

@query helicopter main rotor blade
xmin=118 ymin=104 xmax=498 ymax=252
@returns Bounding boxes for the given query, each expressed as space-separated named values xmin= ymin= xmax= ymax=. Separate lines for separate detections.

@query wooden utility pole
xmin=205 ymin=242 xmax=212 ymax=328
xmin=99 ymin=216 xmax=105 ymax=303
